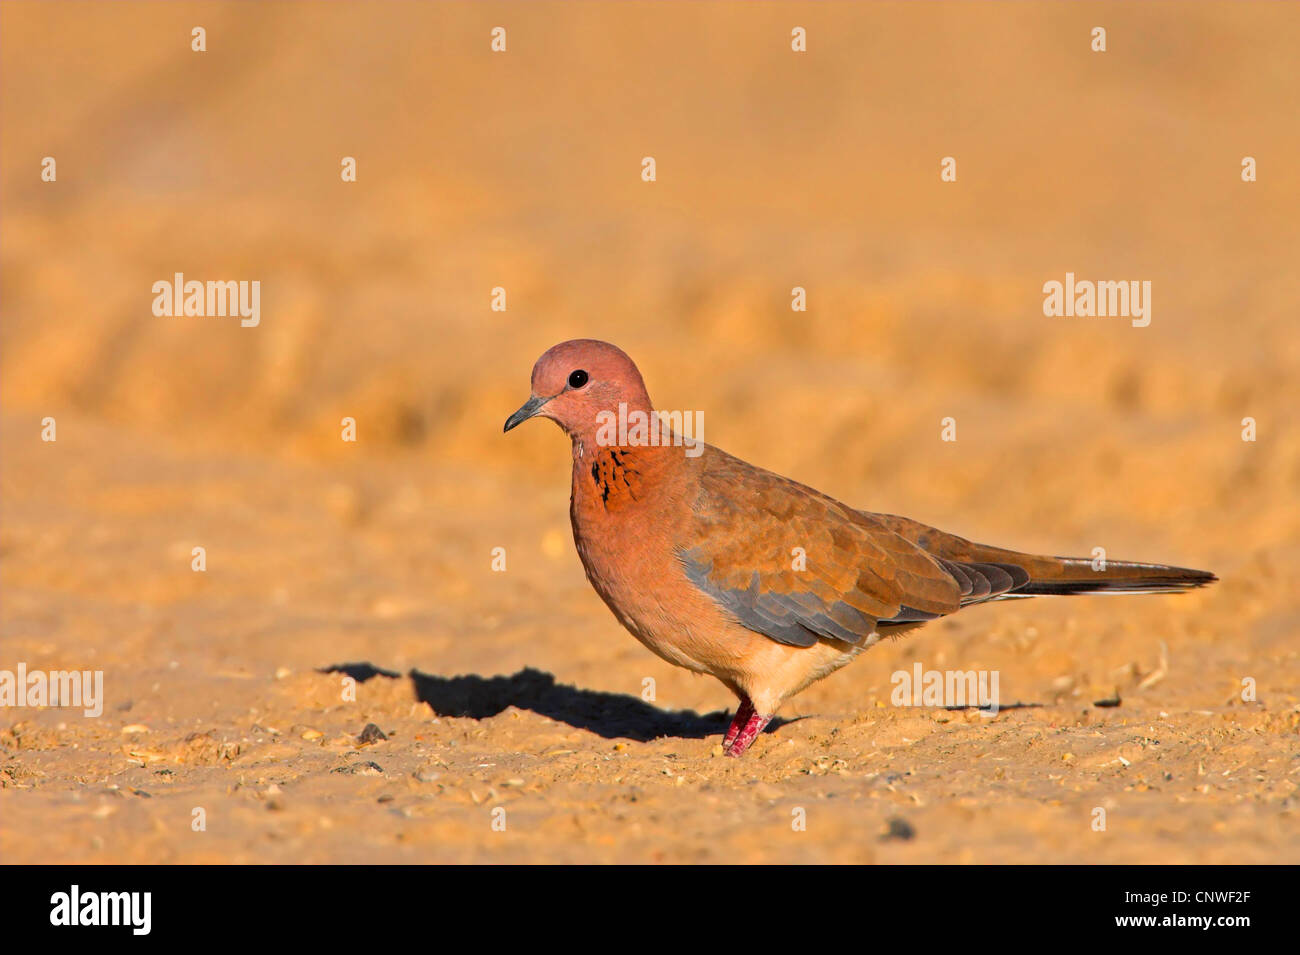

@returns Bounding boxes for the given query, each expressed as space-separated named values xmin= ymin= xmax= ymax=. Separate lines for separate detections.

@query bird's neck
xmin=569 ymin=426 xmax=690 ymax=517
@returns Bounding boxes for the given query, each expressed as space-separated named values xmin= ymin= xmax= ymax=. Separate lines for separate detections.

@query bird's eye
xmin=568 ymin=369 xmax=589 ymax=389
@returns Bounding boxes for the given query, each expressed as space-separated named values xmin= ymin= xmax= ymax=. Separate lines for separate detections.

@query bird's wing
xmin=676 ymin=450 xmax=964 ymax=648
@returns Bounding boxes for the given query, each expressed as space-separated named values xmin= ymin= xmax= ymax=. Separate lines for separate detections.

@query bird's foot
xmin=722 ymin=698 xmax=755 ymax=751
xmin=724 ymin=710 xmax=772 ymax=758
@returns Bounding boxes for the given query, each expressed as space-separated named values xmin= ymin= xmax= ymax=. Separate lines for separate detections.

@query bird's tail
xmin=1011 ymin=557 xmax=1216 ymax=596
xmin=871 ymin=512 xmax=1216 ymax=603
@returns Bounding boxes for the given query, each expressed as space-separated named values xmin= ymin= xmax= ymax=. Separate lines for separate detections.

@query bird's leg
xmin=724 ymin=710 xmax=772 ymax=758
xmin=723 ymin=696 xmax=755 ymax=751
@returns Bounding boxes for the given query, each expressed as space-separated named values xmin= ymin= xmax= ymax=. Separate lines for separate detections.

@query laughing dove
xmin=504 ymin=340 xmax=1215 ymax=757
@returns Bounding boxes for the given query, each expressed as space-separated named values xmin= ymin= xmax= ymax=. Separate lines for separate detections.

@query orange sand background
xmin=2 ymin=2 xmax=1298 ymax=863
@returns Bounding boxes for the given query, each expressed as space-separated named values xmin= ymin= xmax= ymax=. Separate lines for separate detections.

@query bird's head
xmin=503 ymin=339 xmax=652 ymax=440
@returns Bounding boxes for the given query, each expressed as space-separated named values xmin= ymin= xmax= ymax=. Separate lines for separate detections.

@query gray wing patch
xmin=877 ymin=560 xmax=1032 ymax=624
xmin=680 ymin=550 xmax=877 ymax=648
xmin=877 ymin=605 xmax=944 ymax=624
xmin=678 ymin=549 xmax=1034 ymax=646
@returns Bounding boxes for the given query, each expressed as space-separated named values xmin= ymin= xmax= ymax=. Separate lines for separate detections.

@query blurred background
xmin=1 ymin=2 xmax=1297 ymax=863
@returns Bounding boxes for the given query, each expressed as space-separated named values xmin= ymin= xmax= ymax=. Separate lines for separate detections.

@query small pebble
xmin=357 ymin=723 xmax=387 ymax=745
xmin=333 ymin=761 xmax=383 ymax=776
xmin=881 ymin=817 xmax=916 ymax=841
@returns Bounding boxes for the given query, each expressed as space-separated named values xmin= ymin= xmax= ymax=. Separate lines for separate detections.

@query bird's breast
xmin=569 ymin=446 xmax=673 ymax=601
xmin=566 ymin=446 xmax=728 ymax=673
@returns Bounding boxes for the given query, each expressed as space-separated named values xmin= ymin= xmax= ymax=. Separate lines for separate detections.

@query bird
xmin=503 ymin=339 xmax=1216 ymax=757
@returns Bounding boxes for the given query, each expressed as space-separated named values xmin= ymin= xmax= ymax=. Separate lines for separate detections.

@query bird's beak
xmin=503 ymin=394 xmax=550 ymax=433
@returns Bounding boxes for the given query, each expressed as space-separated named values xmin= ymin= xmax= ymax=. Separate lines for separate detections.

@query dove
xmin=504 ymin=340 xmax=1215 ymax=757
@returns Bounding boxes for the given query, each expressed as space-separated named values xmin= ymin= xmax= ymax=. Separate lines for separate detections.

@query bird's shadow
xmin=319 ymin=663 xmax=790 ymax=743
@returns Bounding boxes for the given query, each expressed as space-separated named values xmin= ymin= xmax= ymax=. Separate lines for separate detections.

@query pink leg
xmin=724 ymin=710 xmax=772 ymax=758
xmin=723 ymin=697 xmax=755 ymax=750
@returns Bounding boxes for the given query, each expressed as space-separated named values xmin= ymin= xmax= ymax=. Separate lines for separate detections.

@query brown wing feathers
xmin=679 ymin=452 xmax=1213 ymax=649
xmin=680 ymin=451 xmax=963 ymax=647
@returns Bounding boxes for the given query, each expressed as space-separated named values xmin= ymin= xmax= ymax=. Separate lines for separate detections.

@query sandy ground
xmin=2 ymin=2 xmax=1299 ymax=864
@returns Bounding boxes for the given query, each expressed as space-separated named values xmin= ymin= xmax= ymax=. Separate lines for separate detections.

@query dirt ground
xmin=2 ymin=2 xmax=1298 ymax=864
